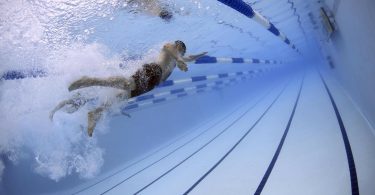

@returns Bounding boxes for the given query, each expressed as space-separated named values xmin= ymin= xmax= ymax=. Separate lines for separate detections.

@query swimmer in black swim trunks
xmin=52 ymin=41 xmax=207 ymax=137
xmin=126 ymin=0 xmax=173 ymax=21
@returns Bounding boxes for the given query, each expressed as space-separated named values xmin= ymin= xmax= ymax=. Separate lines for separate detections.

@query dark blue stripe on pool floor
xmin=318 ymin=72 xmax=359 ymax=195
xmin=99 ymin=107 xmax=244 ymax=194
xmin=254 ymin=75 xmax=304 ymax=195
xmin=183 ymin=78 xmax=294 ymax=195
xmin=72 ymin=111 xmax=222 ymax=195
xmin=100 ymin=84 xmax=277 ymax=195
xmin=133 ymin=81 xmax=288 ymax=195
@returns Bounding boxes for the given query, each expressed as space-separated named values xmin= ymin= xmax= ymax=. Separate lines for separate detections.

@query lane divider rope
xmin=217 ymin=0 xmax=300 ymax=53
xmin=122 ymin=74 xmax=253 ymax=111
xmin=0 ymin=56 xmax=280 ymax=81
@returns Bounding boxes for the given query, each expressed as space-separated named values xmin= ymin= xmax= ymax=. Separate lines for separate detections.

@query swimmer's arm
xmin=162 ymin=44 xmax=188 ymax=71
xmin=162 ymin=44 xmax=185 ymax=62
xmin=183 ymin=52 xmax=208 ymax=62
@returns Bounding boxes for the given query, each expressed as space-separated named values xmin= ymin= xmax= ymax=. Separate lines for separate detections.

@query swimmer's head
xmin=175 ymin=40 xmax=186 ymax=56
xmin=159 ymin=9 xmax=173 ymax=21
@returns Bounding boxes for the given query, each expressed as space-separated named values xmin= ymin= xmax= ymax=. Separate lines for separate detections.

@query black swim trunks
xmin=131 ymin=63 xmax=162 ymax=97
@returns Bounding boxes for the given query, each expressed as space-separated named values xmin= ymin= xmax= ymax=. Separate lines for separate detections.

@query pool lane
xmin=70 ymin=68 xmax=375 ymax=195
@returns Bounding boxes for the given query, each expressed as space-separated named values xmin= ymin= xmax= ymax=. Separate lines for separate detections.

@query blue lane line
xmin=193 ymin=56 xmax=281 ymax=64
xmin=171 ymin=88 xmax=185 ymax=94
xmin=183 ymin=78 xmax=293 ymax=195
xmin=218 ymin=73 xmax=229 ymax=78
xmin=124 ymin=81 xmax=236 ymax=111
xmin=153 ymin=98 xmax=166 ymax=104
xmin=191 ymin=76 xmax=207 ymax=82
xmin=72 ymin=103 xmax=247 ymax=195
xmin=194 ymin=56 xmax=218 ymax=64
xmin=122 ymin=67 xmax=276 ymax=111
xmin=1 ymin=56 xmax=280 ymax=81
xmin=126 ymin=67 xmax=272 ymax=106
xmin=216 ymin=0 xmax=299 ymax=53
xmin=1 ymin=68 xmax=47 ymax=80
xmin=100 ymin=84 xmax=275 ymax=195
xmin=156 ymin=68 xmax=272 ymax=89
xmin=123 ymin=73 xmax=255 ymax=111
xmin=134 ymin=80 xmax=289 ymax=195
xmin=232 ymin=58 xmax=244 ymax=63
xmin=158 ymin=80 xmax=174 ymax=87
xmin=318 ymin=72 xmax=359 ymax=195
xmin=135 ymin=94 xmax=154 ymax=101
xmin=218 ymin=0 xmax=255 ymax=18
xmin=254 ymin=75 xmax=305 ymax=195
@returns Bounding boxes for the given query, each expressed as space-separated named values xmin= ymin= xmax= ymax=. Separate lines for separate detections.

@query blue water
xmin=1 ymin=0 xmax=374 ymax=195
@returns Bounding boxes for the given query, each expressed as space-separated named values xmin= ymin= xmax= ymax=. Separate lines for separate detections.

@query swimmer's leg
xmin=87 ymin=97 xmax=115 ymax=136
xmin=50 ymin=99 xmax=74 ymax=121
xmin=50 ymin=96 xmax=87 ymax=121
xmin=86 ymin=90 xmax=132 ymax=136
xmin=69 ymin=76 xmax=134 ymax=91
xmin=113 ymin=91 xmax=131 ymax=118
xmin=87 ymin=106 xmax=105 ymax=137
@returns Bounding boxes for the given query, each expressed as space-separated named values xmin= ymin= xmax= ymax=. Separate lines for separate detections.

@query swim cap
xmin=159 ymin=9 xmax=173 ymax=21
xmin=175 ymin=40 xmax=186 ymax=54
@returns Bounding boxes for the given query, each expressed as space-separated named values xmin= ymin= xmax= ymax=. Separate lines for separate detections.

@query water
xmin=1 ymin=0 xmax=374 ymax=195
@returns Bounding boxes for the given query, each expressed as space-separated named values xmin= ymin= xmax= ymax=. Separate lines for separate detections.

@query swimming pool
xmin=1 ymin=0 xmax=374 ymax=195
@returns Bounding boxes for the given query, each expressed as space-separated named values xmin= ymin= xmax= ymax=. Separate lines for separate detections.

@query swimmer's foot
xmin=69 ymin=76 xmax=92 ymax=91
xmin=121 ymin=110 xmax=131 ymax=118
xmin=87 ymin=108 xmax=103 ymax=137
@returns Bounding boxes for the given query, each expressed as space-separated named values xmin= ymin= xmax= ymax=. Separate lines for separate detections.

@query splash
xmin=0 ymin=0 xmax=215 ymax=183
xmin=0 ymin=0 xmax=160 ymax=182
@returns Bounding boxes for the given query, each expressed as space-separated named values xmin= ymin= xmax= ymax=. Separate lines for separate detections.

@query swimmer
xmin=126 ymin=0 xmax=173 ymax=21
xmin=63 ymin=41 xmax=207 ymax=137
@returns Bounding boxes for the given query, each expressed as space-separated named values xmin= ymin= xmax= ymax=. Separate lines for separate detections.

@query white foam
xmin=0 ymin=40 xmax=165 ymax=181
xmin=0 ymin=0 xmax=163 ymax=181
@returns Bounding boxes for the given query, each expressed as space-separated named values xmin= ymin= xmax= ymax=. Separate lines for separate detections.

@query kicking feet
xmin=87 ymin=108 xmax=104 ymax=137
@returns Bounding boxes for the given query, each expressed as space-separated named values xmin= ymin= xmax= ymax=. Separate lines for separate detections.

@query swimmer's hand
xmin=183 ymin=52 xmax=208 ymax=62
xmin=196 ymin=52 xmax=208 ymax=58
xmin=177 ymin=60 xmax=188 ymax=72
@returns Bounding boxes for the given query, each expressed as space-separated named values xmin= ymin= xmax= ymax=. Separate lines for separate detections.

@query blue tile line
xmin=183 ymin=77 xmax=293 ymax=195
xmin=193 ymin=56 xmax=281 ymax=64
xmin=318 ymin=72 xmax=359 ymax=195
xmin=255 ymin=75 xmax=305 ymax=195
